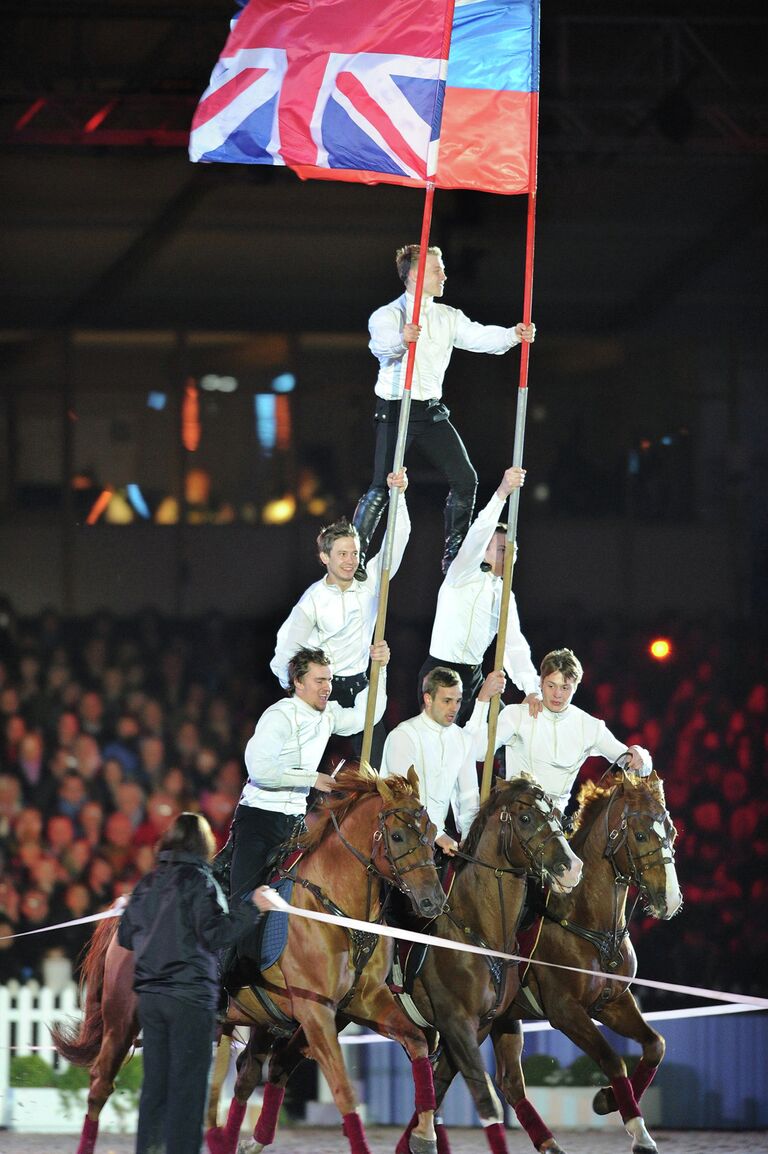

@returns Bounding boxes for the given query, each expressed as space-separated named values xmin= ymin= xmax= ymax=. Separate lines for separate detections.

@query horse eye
xmin=635 ymin=831 xmax=646 ymax=842
xmin=520 ymin=813 xmax=531 ymax=824
xmin=391 ymin=831 xmax=403 ymax=843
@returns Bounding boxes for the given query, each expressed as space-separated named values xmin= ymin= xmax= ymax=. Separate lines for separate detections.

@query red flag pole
xmin=361 ymin=181 xmax=436 ymax=767
xmin=480 ymin=86 xmax=540 ymax=803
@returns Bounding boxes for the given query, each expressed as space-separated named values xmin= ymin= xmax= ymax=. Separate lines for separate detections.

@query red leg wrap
xmin=254 ymin=1083 xmax=285 ymax=1146
xmin=436 ymin=1121 xmax=452 ymax=1154
xmin=224 ymin=1097 xmax=247 ymax=1141
xmin=412 ymin=1055 xmax=437 ymax=1112
xmin=342 ymin=1111 xmax=372 ymax=1154
xmin=396 ymin=1113 xmax=418 ymax=1154
xmin=630 ymin=1058 xmax=658 ymax=1101
xmin=206 ymin=1097 xmax=248 ymax=1154
xmin=610 ymin=1074 xmax=641 ymax=1121
xmin=484 ymin=1122 xmax=508 ymax=1154
xmin=76 ymin=1115 xmax=99 ymax=1154
xmin=514 ymin=1098 xmax=553 ymax=1151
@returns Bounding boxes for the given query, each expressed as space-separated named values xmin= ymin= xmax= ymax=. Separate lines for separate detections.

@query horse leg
xmin=397 ymin=1046 xmax=460 ymax=1154
xmin=206 ymin=1025 xmax=273 ymax=1154
xmin=345 ymin=980 xmax=436 ymax=1154
xmin=77 ymin=1018 xmax=138 ymax=1154
xmin=207 ymin=1023 xmax=238 ymax=1129
xmin=591 ymin=992 xmax=665 ymax=1120
xmin=491 ymin=1019 xmax=564 ymax=1154
xmin=422 ymin=1015 xmax=519 ymax=1154
xmin=546 ymin=999 xmax=657 ymax=1154
xmin=298 ymin=1003 xmax=373 ymax=1154
xmin=237 ymin=1026 xmax=309 ymax=1154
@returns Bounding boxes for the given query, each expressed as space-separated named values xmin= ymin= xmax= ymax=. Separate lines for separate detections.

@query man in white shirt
xmin=352 ymin=244 xmax=536 ymax=576
xmin=270 ymin=469 xmax=407 ymax=764
xmin=419 ymin=465 xmax=539 ymax=727
xmin=381 ymin=666 xmax=492 ymax=856
xmin=467 ymin=649 xmax=653 ymax=817
xmin=230 ymin=643 xmax=389 ymax=923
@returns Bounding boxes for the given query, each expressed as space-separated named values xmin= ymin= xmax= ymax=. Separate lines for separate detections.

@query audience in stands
xmin=0 ymin=602 xmax=765 ymax=1003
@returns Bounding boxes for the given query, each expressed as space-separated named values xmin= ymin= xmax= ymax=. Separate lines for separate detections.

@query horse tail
xmin=50 ymin=914 xmax=119 ymax=1066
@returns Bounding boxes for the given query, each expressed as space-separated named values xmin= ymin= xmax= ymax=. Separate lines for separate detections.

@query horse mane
xmin=569 ymin=771 xmax=668 ymax=853
xmin=294 ymin=762 xmax=417 ymax=854
xmin=457 ymin=778 xmax=542 ymax=873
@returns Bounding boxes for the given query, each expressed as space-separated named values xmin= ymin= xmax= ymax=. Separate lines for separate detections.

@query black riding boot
xmin=442 ymin=492 xmax=476 ymax=573
xmin=352 ymin=485 xmax=389 ymax=580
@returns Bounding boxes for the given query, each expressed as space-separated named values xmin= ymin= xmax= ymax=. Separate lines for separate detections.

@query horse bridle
xmin=601 ymin=758 xmax=677 ymax=896
xmin=599 ymin=763 xmax=678 ymax=937
xmin=328 ymin=798 xmax=438 ymax=897
xmin=604 ymin=794 xmax=676 ymax=887
xmin=455 ymin=786 xmax=566 ymax=882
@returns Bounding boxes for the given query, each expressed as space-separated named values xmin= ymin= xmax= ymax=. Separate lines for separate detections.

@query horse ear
xmin=377 ymin=775 xmax=395 ymax=803
xmin=406 ymin=765 xmax=421 ymax=799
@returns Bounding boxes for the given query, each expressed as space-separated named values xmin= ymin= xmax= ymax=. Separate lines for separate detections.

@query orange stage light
xmin=182 ymin=379 xmax=201 ymax=452
xmin=649 ymin=638 xmax=672 ymax=661
xmin=85 ymin=489 xmax=113 ymax=525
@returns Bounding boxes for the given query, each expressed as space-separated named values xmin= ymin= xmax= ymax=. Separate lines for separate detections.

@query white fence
xmin=0 ymin=979 xmax=82 ymax=1081
xmin=0 ymin=979 xmax=86 ymax=1131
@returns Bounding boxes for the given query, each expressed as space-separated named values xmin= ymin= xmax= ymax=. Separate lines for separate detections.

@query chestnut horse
xmin=391 ymin=778 xmax=583 ymax=1154
xmin=488 ymin=768 xmax=682 ymax=1154
xmin=52 ymin=766 xmax=445 ymax=1154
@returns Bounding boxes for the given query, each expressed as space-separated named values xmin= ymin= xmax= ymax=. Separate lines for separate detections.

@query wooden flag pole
xmin=480 ymin=88 xmax=540 ymax=803
xmin=360 ymin=181 xmax=436 ymax=768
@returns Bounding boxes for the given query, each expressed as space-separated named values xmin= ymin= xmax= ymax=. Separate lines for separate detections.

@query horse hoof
xmin=205 ymin=1127 xmax=230 ymax=1154
xmin=238 ymin=1141 xmax=265 ymax=1154
xmin=592 ymin=1086 xmax=616 ymax=1115
xmin=540 ymin=1141 xmax=567 ymax=1154
xmin=409 ymin=1136 xmax=438 ymax=1154
xmin=626 ymin=1121 xmax=657 ymax=1154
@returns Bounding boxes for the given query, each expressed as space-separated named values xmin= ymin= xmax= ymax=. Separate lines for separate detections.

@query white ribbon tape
xmin=2 ymin=890 xmax=766 ymax=1010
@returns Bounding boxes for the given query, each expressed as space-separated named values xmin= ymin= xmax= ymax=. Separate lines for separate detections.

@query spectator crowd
xmin=0 ymin=597 xmax=765 ymax=1004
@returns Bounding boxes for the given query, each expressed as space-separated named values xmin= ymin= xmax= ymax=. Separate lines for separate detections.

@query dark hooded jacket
xmin=118 ymin=849 xmax=258 ymax=1009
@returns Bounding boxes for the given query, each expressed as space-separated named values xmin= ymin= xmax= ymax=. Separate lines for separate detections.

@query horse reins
xmin=441 ymin=791 xmax=568 ymax=1020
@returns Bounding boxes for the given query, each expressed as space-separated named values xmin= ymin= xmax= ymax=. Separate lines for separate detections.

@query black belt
xmin=332 ymin=672 xmax=369 ymax=691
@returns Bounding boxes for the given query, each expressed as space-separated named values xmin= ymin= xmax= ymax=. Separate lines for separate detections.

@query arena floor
xmin=1 ymin=1127 xmax=766 ymax=1154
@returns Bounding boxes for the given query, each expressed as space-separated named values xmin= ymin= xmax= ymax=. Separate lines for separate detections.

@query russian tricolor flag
xmin=437 ymin=0 xmax=539 ymax=194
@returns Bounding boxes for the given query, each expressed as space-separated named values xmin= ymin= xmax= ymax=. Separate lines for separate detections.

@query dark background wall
xmin=0 ymin=1 xmax=766 ymax=627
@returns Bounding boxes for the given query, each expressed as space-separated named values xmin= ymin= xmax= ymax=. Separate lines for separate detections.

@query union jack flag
xmin=189 ymin=0 xmax=451 ymax=183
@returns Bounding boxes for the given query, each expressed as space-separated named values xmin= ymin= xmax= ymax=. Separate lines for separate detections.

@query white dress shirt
xmin=240 ymin=677 xmax=386 ymax=815
xmin=466 ymin=698 xmax=640 ymax=814
xmin=381 ymin=712 xmax=483 ymax=840
xmin=428 ymin=491 xmax=539 ymax=696
xmin=369 ymin=292 xmax=521 ymax=402
xmin=270 ymin=500 xmax=410 ymax=688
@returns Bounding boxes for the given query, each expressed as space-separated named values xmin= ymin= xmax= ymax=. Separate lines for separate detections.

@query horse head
xmin=580 ymin=768 xmax=682 ymax=920
xmin=463 ymin=778 xmax=583 ymax=895
xmin=370 ymin=768 xmax=445 ymax=919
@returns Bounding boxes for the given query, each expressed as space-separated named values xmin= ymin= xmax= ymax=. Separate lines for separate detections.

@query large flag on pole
xmin=189 ymin=0 xmax=538 ymax=195
xmin=437 ymin=0 xmax=539 ymax=194
xmin=188 ymin=0 xmax=452 ymax=182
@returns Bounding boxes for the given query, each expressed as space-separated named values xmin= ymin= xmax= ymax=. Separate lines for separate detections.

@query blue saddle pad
xmin=259 ymin=876 xmax=295 ymax=970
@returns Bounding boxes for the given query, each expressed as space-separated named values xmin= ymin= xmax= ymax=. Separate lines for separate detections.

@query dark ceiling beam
xmin=54 ymin=171 xmax=219 ymax=328
xmin=606 ymin=178 xmax=768 ymax=331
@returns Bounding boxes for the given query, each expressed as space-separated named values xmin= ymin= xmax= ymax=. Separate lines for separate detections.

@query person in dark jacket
xmin=118 ymin=811 xmax=269 ymax=1154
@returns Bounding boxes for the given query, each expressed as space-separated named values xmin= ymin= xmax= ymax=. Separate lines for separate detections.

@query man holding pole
xmin=270 ymin=469 xmax=408 ymax=766
xmin=418 ymin=465 xmax=540 ymax=727
xmin=352 ymin=243 xmax=536 ymax=577
xmin=381 ymin=666 xmax=493 ymax=856
xmin=467 ymin=648 xmax=653 ymax=818
xmin=230 ymin=643 xmax=390 ymax=926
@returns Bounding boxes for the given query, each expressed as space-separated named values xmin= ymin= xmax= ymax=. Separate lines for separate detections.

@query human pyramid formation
xmin=230 ymin=242 xmax=653 ymax=911
xmin=117 ymin=242 xmax=657 ymax=1154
